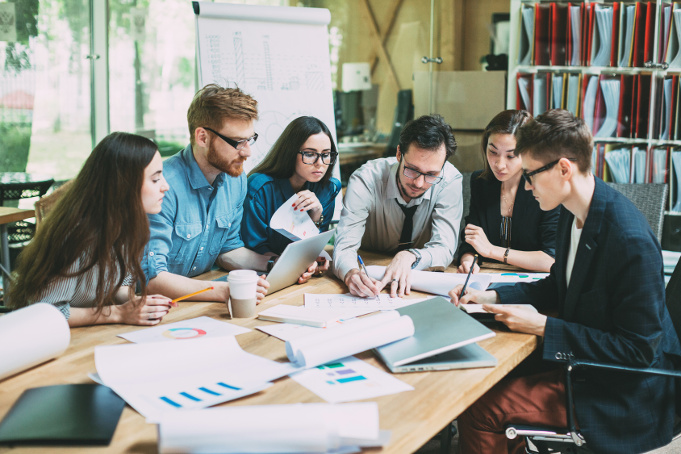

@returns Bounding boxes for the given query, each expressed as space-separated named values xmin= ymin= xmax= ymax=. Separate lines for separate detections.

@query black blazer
xmin=458 ymin=170 xmax=559 ymax=264
xmin=497 ymin=178 xmax=681 ymax=454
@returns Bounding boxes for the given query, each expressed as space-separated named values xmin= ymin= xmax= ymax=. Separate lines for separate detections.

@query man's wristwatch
xmin=407 ymin=248 xmax=421 ymax=269
xmin=266 ymin=256 xmax=276 ymax=273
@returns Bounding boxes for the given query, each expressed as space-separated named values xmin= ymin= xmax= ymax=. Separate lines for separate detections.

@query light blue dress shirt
xmin=142 ymin=144 xmax=246 ymax=280
xmin=242 ymin=173 xmax=341 ymax=255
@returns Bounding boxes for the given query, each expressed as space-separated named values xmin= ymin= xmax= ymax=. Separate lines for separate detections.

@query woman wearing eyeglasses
xmin=458 ymin=110 xmax=559 ymax=273
xmin=242 ymin=116 xmax=341 ymax=276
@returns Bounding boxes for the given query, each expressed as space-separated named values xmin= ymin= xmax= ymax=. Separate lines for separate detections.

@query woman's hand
xmin=463 ymin=224 xmax=494 ymax=258
xmin=294 ymin=190 xmax=323 ymax=223
xmin=457 ymin=253 xmax=481 ymax=274
xmin=116 ymin=294 xmax=175 ymax=325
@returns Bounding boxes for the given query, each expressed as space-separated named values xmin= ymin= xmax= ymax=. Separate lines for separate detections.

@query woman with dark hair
xmin=242 ymin=116 xmax=341 ymax=276
xmin=9 ymin=132 xmax=173 ymax=327
xmin=458 ymin=110 xmax=558 ymax=273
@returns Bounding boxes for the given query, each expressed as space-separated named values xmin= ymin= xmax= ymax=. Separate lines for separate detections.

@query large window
xmin=1 ymin=0 xmax=91 ymax=180
xmin=3 ymin=0 xmax=448 ymax=180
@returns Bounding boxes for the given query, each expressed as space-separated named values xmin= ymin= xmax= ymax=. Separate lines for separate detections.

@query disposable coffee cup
xmin=227 ymin=270 xmax=259 ymax=318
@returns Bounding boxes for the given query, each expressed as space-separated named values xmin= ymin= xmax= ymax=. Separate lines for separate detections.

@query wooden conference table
xmin=0 ymin=253 xmax=538 ymax=453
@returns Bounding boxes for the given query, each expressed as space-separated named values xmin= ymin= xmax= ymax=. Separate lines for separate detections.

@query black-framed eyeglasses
xmin=204 ymin=127 xmax=258 ymax=150
xmin=298 ymin=150 xmax=338 ymax=165
xmin=401 ymin=160 xmax=444 ymax=185
xmin=522 ymin=158 xmax=576 ymax=185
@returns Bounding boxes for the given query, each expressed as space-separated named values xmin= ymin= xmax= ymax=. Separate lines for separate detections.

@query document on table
xmin=291 ymin=356 xmax=413 ymax=403
xmin=94 ymin=336 xmax=301 ymax=421
xmin=365 ymin=266 xmax=492 ymax=296
xmin=270 ymin=193 xmax=319 ymax=241
xmin=257 ymin=322 xmax=326 ymax=342
xmin=258 ymin=304 xmax=374 ymax=327
xmin=118 ymin=316 xmax=249 ymax=343
xmin=157 ymin=402 xmax=387 ymax=453
xmin=304 ymin=293 xmax=425 ymax=311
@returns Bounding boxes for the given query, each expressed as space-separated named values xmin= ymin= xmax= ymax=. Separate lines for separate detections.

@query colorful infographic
xmin=291 ymin=356 xmax=413 ymax=403
xmin=118 ymin=316 xmax=249 ymax=343
xmin=162 ymin=327 xmax=207 ymax=340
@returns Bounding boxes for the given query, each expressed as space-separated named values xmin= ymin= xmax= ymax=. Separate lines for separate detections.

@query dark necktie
xmin=396 ymin=202 xmax=418 ymax=252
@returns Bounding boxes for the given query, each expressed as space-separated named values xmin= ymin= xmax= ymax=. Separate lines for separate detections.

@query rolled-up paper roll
xmin=0 ymin=303 xmax=70 ymax=381
xmin=285 ymin=311 xmax=415 ymax=368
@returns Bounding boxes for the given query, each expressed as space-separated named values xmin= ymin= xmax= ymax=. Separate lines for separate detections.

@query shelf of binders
xmin=507 ymin=0 xmax=681 ymax=212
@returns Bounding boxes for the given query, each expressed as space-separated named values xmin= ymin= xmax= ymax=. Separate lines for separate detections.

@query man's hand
xmin=481 ymin=304 xmax=547 ymax=336
xmin=344 ymin=268 xmax=380 ymax=297
xmin=298 ymin=261 xmax=318 ymax=284
xmin=377 ymin=250 xmax=416 ymax=297
xmin=448 ymin=286 xmax=499 ymax=306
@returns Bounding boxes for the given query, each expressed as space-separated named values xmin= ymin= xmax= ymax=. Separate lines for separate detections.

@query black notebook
xmin=0 ymin=384 xmax=125 ymax=446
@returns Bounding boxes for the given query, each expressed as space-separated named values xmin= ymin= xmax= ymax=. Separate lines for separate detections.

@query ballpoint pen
xmin=357 ymin=254 xmax=370 ymax=277
xmin=460 ymin=254 xmax=478 ymax=297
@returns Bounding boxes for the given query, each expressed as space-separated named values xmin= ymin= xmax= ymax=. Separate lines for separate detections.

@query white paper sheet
xmin=257 ymin=322 xmax=327 ymax=341
xmin=285 ymin=311 xmax=414 ymax=368
xmin=291 ymin=356 xmax=413 ymax=403
xmin=258 ymin=305 xmax=373 ymax=328
xmin=304 ymin=293 xmax=425 ymax=311
xmin=270 ymin=193 xmax=320 ymax=241
xmin=95 ymin=336 xmax=300 ymax=421
xmin=365 ymin=266 xmax=492 ymax=296
xmin=157 ymin=402 xmax=384 ymax=453
xmin=0 ymin=303 xmax=70 ymax=381
xmin=118 ymin=316 xmax=250 ymax=343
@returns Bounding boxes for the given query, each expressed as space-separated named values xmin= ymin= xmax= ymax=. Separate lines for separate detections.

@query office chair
xmin=606 ymin=183 xmax=667 ymax=243
xmin=504 ymin=257 xmax=681 ymax=453
xmin=34 ymin=180 xmax=73 ymax=229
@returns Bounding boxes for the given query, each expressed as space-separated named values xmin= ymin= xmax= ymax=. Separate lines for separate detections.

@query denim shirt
xmin=142 ymin=144 xmax=246 ymax=280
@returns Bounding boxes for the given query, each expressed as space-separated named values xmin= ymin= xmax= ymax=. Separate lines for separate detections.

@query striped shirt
xmin=33 ymin=256 xmax=133 ymax=319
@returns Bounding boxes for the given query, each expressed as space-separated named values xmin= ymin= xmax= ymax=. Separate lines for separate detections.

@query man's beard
xmin=396 ymin=168 xmax=426 ymax=200
xmin=207 ymin=143 xmax=245 ymax=177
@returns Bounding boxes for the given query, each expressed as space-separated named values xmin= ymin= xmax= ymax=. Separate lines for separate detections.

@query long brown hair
xmin=9 ymin=132 xmax=158 ymax=310
xmin=249 ymin=116 xmax=337 ymax=185
xmin=479 ymin=109 xmax=532 ymax=180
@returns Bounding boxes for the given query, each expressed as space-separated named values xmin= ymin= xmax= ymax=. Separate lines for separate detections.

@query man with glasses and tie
xmin=333 ymin=114 xmax=463 ymax=298
xmin=143 ymin=84 xmax=271 ymax=304
xmin=450 ymin=109 xmax=681 ymax=454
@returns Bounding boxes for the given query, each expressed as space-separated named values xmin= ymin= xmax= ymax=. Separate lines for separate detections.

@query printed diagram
xmin=227 ymin=31 xmax=330 ymax=93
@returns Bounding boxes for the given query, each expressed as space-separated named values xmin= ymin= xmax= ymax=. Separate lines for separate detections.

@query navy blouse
xmin=242 ymin=173 xmax=341 ymax=255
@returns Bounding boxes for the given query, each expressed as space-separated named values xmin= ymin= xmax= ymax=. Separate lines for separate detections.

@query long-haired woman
xmin=458 ymin=110 xmax=559 ymax=273
xmin=9 ymin=132 xmax=173 ymax=327
xmin=242 ymin=116 xmax=341 ymax=278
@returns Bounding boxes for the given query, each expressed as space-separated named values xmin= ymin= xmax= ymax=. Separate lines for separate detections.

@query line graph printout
xmin=194 ymin=3 xmax=341 ymax=219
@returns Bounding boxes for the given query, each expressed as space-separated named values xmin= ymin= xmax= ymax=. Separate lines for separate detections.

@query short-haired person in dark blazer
xmin=458 ymin=110 xmax=558 ymax=273
xmin=450 ymin=109 xmax=681 ymax=454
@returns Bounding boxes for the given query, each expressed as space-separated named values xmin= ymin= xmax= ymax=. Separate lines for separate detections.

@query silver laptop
xmin=266 ymin=229 xmax=335 ymax=294
xmin=374 ymin=296 xmax=498 ymax=373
